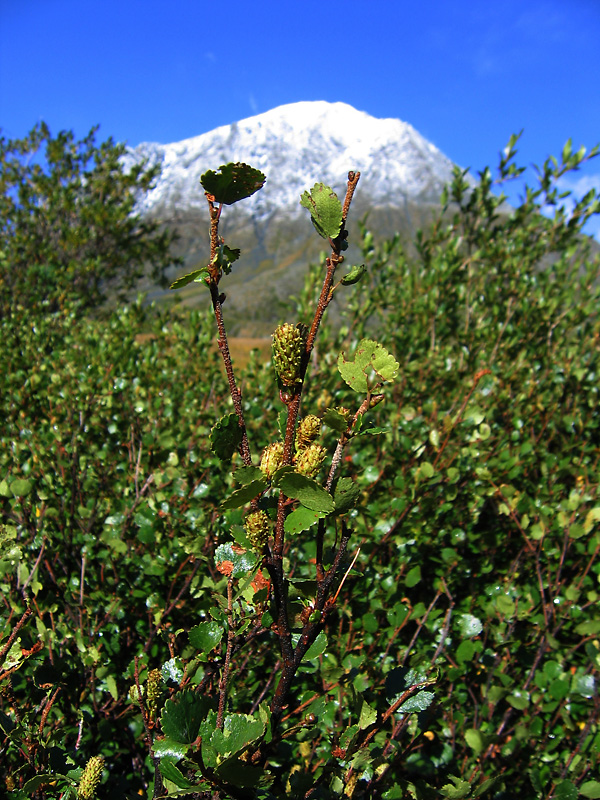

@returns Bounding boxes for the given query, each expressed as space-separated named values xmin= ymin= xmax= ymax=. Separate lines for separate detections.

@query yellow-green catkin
xmin=78 ymin=755 xmax=104 ymax=799
xmin=295 ymin=415 xmax=321 ymax=452
xmin=272 ymin=323 xmax=306 ymax=387
xmin=295 ymin=443 xmax=327 ymax=478
xmin=260 ymin=441 xmax=284 ymax=479
xmin=146 ymin=668 xmax=162 ymax=714
xmin=245 ymin=510 xmax=271 ymax=550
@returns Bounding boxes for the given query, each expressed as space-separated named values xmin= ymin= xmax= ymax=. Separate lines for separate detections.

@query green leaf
xmin=159 ymin=759 xmax=194 ymax=788
xmin=153 ymin=737 xmax=190 ymax=760
xmin=553 ymin=780 xmax=578 ymax=800
xmin=580 ymin=781 xmax=600 ymax=799
xmin=233 ymin=466 xmax=264 ymax=485
xmin=575 ymin=620 xmax=600 ymax=636
xmin=334 ymin=477 xmax=361 ymax=514
xmin=210 ymin=712 xmax=265 ymax=757
xmin=458 ymin=614 xmax=483 ymax=638
xmin=465 ymin=728 xmax=485 ymax=755
xmin=338 ymin=339 xmax=399 ymax=393
xmin=200 ymin=163 xmax=266 ymax=205
xmin=214 ymin=543 xmax=257 ymax=577
xmin=440 ymin=776 xmax=471 ymax=799
xmin=284 ymin=506 xmax=327 ymax=534
xmin=398 ymin=690 xmax=435 ymax=713
xmin=274 ymin=472 xmax=334 ymax=513
xmin=418 ymin=461 xmax=435 ymax=480
xmin=189 ymin=621 xmax=223 ymax=654
xmin=220 ymin=478 xmax=267 ymax=509
xmin=212 ymin=244 xmax=241 ymax=276
xmin=473 ymin=778 xmax=498 ymax=797
xmin=341 ymin=264 xmax=366 ymax=285
xmin=214 ymin=758 xmax=264 ymax=788
xmin=22 ymin=775 xmax=57 ymax=792
xmin=210 ymin=413 xmax=243 ymax=461
xmin=160 ymin=691 xmax=208 ymax=744
xmin=162 ymin=658 xmax=184 ymax=685
xmin=304 ymin=631 xmax=328 ymax=661
xmin=300 ymin=183 xmax=343 ymax=239
xmin=456 ymin=640 xmax=477 ymax=664
xmin=358 ymin=697 xmax=378 ymax=729
xmin=10 ymin=478 xmax=32 ymax=497
xmin=105 ymin=674 xmax=118 ymax=701
xmin=322 ymin=408 xmax=349 ymax=433
xmin=405 ymin=565 xmax=421 ymax=588
xmin=506 ymin=690 xmax=529 ymax=710
xmin=170 ymin=267 xmax=210 ymax=290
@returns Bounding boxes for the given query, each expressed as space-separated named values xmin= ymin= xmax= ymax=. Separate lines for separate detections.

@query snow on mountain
xmin=128 ymin=101 xmax=456 ymax=221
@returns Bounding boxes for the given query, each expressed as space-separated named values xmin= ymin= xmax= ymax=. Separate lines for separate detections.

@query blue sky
xmin=1 ymin=0 xmax=599 ymax=234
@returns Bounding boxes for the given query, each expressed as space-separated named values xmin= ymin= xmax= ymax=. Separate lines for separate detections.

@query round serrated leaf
xmin=338 ymin=339 xmax=398 ymax=393
xmin=210 ymin=413 xmax=243 ymax=461
xmin=322 ymin=408 xmax=349 ymax=433
xmin=189 ymin=621 xmax=223 ymax=654
xmin=458 ymin=613 xmax=483 ymax=638
xmin=284 ymin=506 xmax=327 ymax=534
xmin=276 ymin=472 xmax=334 ymax=513
xmin=200 ymin=163 xmax=266 ymax=205
xmin=210 ymin=712 xmax=265 ymax=757
xmin=398 ymin=690 xmax=435 ymax=713
xmin=214 ymin=543 xmax=257 ymax=577
xmin=220 ymin=478 xmax=267 ymax=510
xmin=300 ymin=183 xmax=343 ymax=239
xmin=170 ymin=267 xmax=210 ymax=290
xmin=160 ymin=691 xmax=208 ymax=744
xmin=153 ymin=737 xmax=190 ymax=760
xmin=552 ymin=781 xmax=578 ymax=800
xmin=233 ymin=466 xmax=264 ymax=485
xmin=334 ymin=478 xmax=360 ymax=514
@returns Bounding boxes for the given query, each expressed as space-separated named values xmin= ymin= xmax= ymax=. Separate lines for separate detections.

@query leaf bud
xmin=295 ymin=415 xmax=321 ymax=452
xmin=128 ymin=683 xmax=144 ymax=705
xmin=272 ymin=323 xmax=306 ymax=387
xmin=295 ymin=443 xmax=327 ymax=478
xmin=78 ymin=755 xmax=104 ymax=799
xmin=245 ymin=510 xmax=271 ymax=550
xmin=260 ymin=441 xmax=284 ymax=479
xmin=335 ymin=407 xmax=351 ymax=423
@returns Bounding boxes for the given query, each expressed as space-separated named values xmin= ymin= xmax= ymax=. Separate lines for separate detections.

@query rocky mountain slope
xmin=127 ymin=101 xmax=460 ymax=334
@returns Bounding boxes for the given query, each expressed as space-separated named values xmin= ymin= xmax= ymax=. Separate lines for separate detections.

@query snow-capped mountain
xmin=128 ymin=102 xmax=460 ymax=334
xmin=130 ymin=101 xmax=456 ymax=219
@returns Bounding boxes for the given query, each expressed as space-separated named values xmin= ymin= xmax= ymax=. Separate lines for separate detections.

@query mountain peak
xmin=131 ymin=101 xmax=455 ymax=219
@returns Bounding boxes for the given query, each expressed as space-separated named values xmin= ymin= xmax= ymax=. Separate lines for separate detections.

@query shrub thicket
xmin=1 ymin=135 xmax=600 ymax=800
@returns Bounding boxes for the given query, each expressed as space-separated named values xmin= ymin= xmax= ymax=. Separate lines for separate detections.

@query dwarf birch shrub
xmin=1 ymin=137 xmax=600 ymax=800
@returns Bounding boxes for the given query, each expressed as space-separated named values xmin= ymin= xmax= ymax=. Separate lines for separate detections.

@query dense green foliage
xmin=1 ymin=134 xmax=600 ymax=799
xmin=0 ymin=123 xmax=178 ymax=315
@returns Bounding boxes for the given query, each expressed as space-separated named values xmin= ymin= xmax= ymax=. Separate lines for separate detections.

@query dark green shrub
xmin=0 ymin=123 xmax=179 ymax=315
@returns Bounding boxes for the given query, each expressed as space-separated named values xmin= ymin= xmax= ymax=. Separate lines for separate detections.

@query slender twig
xmin=217 ymin=577 xmax=235 ymax=730
xmin=38 ymin=687 xmax=61 ymax=736
xmin=0 ymin=606 xmax=33 ymax=663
